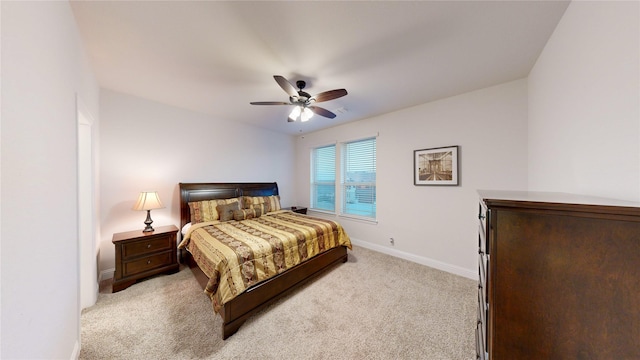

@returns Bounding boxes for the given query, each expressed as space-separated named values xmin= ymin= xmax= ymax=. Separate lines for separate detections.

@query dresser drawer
xmin=478 ymin=224 xmax=488 ymax=255
xmin=476 ymin=321 xmax=486 ymax=360
xmin=123 ymin=250 xmax=173 ymax=277
xmin=478 ymin=251 xmax=487 ymax=289
xmin=478 ymin=201 xmax=491 ymax=255
xmin=478 ymin=286 xmax=488 ymax=327
xmin=478 ymin=202 xmax=488 ymax=231
xmin=122 ymin=234 xmax=173 ymax=259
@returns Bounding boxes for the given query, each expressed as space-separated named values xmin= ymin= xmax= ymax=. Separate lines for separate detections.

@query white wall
xmin=295 ymin=79 xmax=529 ymax=278
xmin=528 ymin=0 xmax=640 ymax=201
xmin=1 ymin=2 xmax=99 ymax=358
xmin=99 ymin=90 xmax=296 ymax=274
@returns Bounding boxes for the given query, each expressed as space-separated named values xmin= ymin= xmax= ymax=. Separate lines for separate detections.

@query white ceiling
xmin=71 ymin=1 xmax=570 ymax=135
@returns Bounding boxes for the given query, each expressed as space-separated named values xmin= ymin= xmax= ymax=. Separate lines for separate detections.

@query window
xmin=310 ymin=137 xmax=377 ymax=220
xmin=310 ymin=144 xmax=335 ymax=212
xmin=341 ymin=137 xmax=376 ymax=219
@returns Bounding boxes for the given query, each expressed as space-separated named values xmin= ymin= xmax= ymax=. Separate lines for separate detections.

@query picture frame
xmin=414 ymin=145 xmax=459 ymax=186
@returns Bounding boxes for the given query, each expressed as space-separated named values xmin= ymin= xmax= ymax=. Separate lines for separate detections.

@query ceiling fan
xmin=250 ymin=75 xmax=348 ymax=122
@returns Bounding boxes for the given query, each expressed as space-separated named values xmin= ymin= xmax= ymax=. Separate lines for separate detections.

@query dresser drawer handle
xmin=147 ymin=244 xmax=152 ymax=249
xmin=147 ymin=260 xmax=152 ymax=265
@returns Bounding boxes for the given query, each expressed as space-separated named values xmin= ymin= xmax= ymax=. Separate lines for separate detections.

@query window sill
xmin=308 ymin=208 xmax=336 ymax=216
xmin=308 ymin=209 xmax=378 ymax=224
xmin=338 ymin=213 xmax=378 ymax=224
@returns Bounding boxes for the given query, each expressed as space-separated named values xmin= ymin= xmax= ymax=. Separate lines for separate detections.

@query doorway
xmin=77 ymin=97 xmax=98 ymax=309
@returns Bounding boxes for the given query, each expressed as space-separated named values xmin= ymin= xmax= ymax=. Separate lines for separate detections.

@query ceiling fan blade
xmin=274 ymin=75 xmax=299 ymax=98
xmin=308 ymin=106 xmax=337 ymax=119
xmin=311 ymin=89 xmax=348 ymax=103
xmin=250 ymin=101 xmax=291 ymax=105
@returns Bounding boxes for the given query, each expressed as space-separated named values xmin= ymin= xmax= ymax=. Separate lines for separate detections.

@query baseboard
xmin=99 ymin=268 xmax=115 ymax=282
xmin=349 ymin=238 xmax=477 ymax=280
xmin=97 ymin=245 xmax=476 ymax=282
xmin=70 ymin=339 xmax=80 ymax=360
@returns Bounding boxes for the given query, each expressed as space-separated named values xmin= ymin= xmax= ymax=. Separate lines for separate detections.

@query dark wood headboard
xmin=179 ymin=182 xmax=279 ymax=229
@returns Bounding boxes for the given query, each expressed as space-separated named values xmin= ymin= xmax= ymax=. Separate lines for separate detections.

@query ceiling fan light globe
xmin=289 ymin=106 xmax=302 ymax=120
xmin=301 ymin=107 xmax=313 ymax=122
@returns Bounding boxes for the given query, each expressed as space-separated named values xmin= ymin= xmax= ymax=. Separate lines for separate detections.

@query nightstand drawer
xmin=122 ymin=235 xmax=173 ymax=259
xmin=123 ymin=251 xmax=173 ymax=277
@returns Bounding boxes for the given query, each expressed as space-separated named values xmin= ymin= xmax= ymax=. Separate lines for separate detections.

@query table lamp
xmin=132 ymin=191 xmax=164 ymax=232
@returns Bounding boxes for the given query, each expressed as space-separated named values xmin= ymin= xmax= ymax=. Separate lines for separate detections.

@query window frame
xmin=340 ymin=137 xmax=377 ymax=220
xmin=309 ymin=136 xmax=377 ymax=222
xmin=310 ymin=143 xmax=336 ymax=213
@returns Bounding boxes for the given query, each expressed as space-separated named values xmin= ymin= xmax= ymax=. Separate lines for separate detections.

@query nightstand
xmin=112 ymin=225 xmax=179 ymax=292
xmin=290 ymin=206 xmax=308 ymax=215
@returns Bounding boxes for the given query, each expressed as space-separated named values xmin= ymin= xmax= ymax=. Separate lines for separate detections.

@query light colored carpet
xmin=80 ymin=246 xmax=476 ymax=359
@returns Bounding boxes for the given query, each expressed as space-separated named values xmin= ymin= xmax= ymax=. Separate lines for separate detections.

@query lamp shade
xmin=132 ymin=191 xmax=164 ymax=211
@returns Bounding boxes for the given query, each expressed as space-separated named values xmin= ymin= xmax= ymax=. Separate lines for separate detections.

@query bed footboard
xmin=221 ymin=245 xmax=347 ymax=339
xmin=185 ymin=245 xmax=348 ymax=339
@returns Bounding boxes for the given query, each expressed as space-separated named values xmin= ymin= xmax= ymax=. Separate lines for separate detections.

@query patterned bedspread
xmin=178 ymin=210 xmax=351 ymax=312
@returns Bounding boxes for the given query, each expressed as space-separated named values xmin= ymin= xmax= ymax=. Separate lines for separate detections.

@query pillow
xmin=252 ymin=207 xmax=263 ymax=218
xmin=233 ymin=207 xmax=261 ymax=221
xmin=265 ymin=195 xmax=281 ymax=212
xmin=217 ymin=202 xmax=240 ymax=222
xmin=242 ymin=196 xmax=270 ymax=214
xmin=188 ymin=200 xmax=218 ymax=224
xmin=181 ymin=222 xmax=192 ymax=235
xmin=188 ymin=198 xmax=239 ymax=223
xmin=242 ymin=195 xmax=281 ymax=213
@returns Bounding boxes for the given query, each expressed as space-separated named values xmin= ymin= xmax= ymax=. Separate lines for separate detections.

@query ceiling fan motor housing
xmin=292 ymin=92 xmax=311 ymax=104
xmin=293 ymin=81 xmax=312 ymax=104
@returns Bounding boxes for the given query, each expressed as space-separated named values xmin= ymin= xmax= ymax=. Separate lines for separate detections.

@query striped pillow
xmin=265 ymin=195 xmax=281 ymax=212
xmin=233 ymin=207 xmax=261 ymax=221
xmin=242 ymin=195 xmax=281 ymax=213
xmin=188 ymin=198 xmax=240 ymax=223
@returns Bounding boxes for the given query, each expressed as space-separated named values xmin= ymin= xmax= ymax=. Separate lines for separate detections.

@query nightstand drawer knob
xmin=147 ymin=260 xmax=152 ymax=264
xmin=147 ymin=244 xmax=152 ymax=248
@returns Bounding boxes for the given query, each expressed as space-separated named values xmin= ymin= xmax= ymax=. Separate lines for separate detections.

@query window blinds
xmin=341 ymin=137 xmax=376 ymax=218
xmin=311 ymin=145 xmax=336 ymax=212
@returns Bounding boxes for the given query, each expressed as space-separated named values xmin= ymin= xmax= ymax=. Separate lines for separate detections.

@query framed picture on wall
xmin=414 ymin=145 xmax=459 ymax=186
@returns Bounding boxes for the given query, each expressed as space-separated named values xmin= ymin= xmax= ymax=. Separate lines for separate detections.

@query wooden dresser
xmin=112 ymin=225 xmax=179 ymax=292
xmin=476 ymin=190 xmax=640 ymax=359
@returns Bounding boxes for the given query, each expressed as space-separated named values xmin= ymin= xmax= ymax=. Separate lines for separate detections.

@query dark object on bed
xmin=179 ymin=182 xmax=348 ymax=339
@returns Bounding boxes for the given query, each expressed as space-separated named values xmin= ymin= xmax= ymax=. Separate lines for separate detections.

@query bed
xmin=178 ymin=182 xmax=351 ymax=339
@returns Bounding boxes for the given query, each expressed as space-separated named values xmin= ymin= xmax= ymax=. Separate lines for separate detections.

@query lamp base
xmin=142 ymin=210 xmax=154 ymax=232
